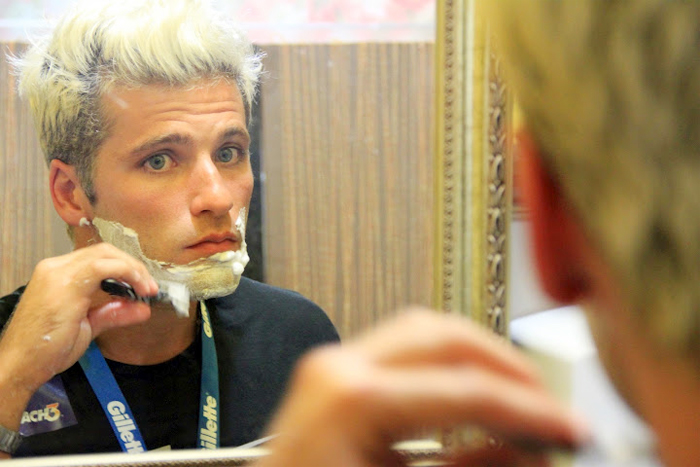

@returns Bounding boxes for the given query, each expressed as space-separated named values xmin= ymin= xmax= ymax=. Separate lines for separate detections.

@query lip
xmin=186 ymin=232 xmax=240 ymax=255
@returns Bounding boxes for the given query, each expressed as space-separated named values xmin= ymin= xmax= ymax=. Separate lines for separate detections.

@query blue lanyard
xmin=197 ymin=301 xmax=220 ymax=449
xmin=78 ymin=302 xmax=220 ymax=453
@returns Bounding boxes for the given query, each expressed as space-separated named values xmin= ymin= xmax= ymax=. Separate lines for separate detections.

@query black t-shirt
xmin=0 ymin=277 xmax=339 ymax=456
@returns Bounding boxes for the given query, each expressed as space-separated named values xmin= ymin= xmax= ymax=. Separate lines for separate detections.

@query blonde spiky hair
xmin=13 ymin=0 xmax=263 ymax=202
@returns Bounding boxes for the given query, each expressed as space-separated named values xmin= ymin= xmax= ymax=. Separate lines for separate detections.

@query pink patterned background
xmin=0 ymin=0 xmax=435 ymax=42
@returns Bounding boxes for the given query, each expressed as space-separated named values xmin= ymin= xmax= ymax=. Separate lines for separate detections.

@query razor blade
xmin=100 ymin=279 xmax=190 ymax=318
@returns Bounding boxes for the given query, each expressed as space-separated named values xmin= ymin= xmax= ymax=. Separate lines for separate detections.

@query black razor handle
xmin=100 ymin=279 xmax=164 ymax=303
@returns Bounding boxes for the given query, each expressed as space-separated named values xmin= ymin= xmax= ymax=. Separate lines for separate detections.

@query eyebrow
xmin=129 ymin=127 xmax=250 ymax=156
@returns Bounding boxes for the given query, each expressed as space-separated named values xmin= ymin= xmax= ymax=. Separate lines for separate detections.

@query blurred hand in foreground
xmin=258 ymin=308 xmax=589 ymax=467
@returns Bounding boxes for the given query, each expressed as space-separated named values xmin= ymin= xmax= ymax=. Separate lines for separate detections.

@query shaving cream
xmin=85 ymin=208 xmax=249 ymax=302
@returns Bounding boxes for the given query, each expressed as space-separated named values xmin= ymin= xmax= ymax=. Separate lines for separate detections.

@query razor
xmin=100 ymin=278 xmax=190 ymax=318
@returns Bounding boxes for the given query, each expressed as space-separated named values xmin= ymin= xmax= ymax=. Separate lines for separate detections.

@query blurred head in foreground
xmin=486 ymin=1 xmax=700 ymax=464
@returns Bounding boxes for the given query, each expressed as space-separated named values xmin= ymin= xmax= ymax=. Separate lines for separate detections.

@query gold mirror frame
xmin=3 ymin=0 xmax=510 ymax=464
xmin=433 ymin=0 xmax=513 ymax=335
xmin=2 ymin=444 xmax=444 ymax=467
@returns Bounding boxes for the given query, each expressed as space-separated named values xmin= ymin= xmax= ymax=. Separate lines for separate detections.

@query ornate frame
xmin=3 ymin=443 xmax=445 ymax=467
xmin=7 ymin=0 xmax=511 ymax=464
xmin=433 ymin=0 xmax=513 ymax=335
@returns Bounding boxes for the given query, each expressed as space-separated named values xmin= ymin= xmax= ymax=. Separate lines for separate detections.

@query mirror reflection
xmin=0 ymin=0 xmax=436 ymax=460
xmin=2 ymin=1 xmax=694 ymax=466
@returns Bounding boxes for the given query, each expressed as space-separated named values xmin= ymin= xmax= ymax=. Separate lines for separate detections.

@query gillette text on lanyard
xmin=78 ymin=302 xmax=220 ymax=452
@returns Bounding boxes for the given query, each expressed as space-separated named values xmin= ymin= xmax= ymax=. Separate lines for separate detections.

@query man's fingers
xmin=297 ymin=347 xmax=587 ymax=450
xmin=368 ymin=366 xmax=588 ymax=448
xmin=264 ymin=309 xmax=588 ymax=467
xmin=351 ymin=309 xmax=542 ymax=386
xmin=31 ymin=243 xmax=157 ymax=300
xmin=70 ymin=256 xmax=157 ymax=299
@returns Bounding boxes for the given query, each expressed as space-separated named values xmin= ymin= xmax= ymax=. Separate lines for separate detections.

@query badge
xmin=20 ymin=375 xmax=78 ymax=436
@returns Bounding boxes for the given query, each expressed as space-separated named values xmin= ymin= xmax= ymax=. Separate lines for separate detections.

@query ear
xmin=516 ymin=129 xmax=591 ymax=304
xmin=49 ymin=159 xmax=94 ymax=226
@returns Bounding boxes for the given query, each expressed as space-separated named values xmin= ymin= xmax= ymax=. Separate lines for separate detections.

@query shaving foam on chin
xmin=83 ymin=208 xmax=250 ymax=314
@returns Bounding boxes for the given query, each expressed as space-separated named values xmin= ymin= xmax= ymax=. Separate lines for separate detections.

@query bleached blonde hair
xmin=486 ymin=0 xmax=700 ymax=363
xmin=14 ymin=0 xmax=263 ymax=202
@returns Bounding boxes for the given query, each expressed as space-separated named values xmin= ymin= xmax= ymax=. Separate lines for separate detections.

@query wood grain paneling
xmin=261 ymin=43 xmax=434 ymax=338
xmin=0 ymin=43 xmax=63 ymax=295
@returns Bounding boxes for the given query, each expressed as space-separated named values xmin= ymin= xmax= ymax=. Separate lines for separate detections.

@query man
xmin=256 ymin=1 xmax=700 ymax=466
xmin=0 ymin=0 xmax=338 ymax=458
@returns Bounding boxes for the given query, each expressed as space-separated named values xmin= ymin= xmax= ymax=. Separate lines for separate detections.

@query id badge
xmin=20 ymin=375 xmax=78 ymax=436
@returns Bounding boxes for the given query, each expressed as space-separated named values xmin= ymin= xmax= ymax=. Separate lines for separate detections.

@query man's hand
xmin=258 ymin=309 xmax=589 ymax=467
xmin=0 ymin=243 xmax=156 ymax=438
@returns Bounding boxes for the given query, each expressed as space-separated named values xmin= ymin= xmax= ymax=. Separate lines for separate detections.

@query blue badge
xmin=20 ymin=375 xmax=78 ymax=436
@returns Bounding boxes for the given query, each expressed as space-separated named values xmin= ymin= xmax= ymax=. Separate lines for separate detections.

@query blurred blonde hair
xmin=13 ymin=0 xmax=263 ymax=203
xmin=486 ymin=0 xmax=700 ymax=362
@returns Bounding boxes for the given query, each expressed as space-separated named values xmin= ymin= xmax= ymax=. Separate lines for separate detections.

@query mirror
xmin=0 ymin=0 xmax=513 ymax=464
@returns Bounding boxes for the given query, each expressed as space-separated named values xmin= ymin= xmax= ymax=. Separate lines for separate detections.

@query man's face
xmin=86 ymin=80 xmax=253 ymax=266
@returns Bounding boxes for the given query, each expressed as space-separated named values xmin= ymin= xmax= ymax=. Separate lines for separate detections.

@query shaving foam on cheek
xmin=84 ymin=208 xmax=250 ymax=310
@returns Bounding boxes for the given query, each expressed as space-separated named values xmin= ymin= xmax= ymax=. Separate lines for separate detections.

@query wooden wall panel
xmin=261 ymin=43 xmax=434 ymax=338
xmin=0 ymin=43 xmax=66 ymax=295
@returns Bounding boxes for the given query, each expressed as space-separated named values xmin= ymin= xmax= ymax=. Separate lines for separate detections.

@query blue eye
xmin=218 ymin=147 xmax=244 ymax=163
xmin=145 ymin=153 xmax=171 ymax=171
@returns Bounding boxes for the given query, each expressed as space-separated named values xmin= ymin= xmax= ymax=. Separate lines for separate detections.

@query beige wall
xmin=0 ymin=43 xmax=71 ymax=295
xmin=259 ymin=43 xmax=435 ymax=338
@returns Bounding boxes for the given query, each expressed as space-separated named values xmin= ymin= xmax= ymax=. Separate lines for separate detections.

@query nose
xmin=189 ymin=157 xmax=234 ymax=217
